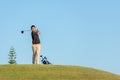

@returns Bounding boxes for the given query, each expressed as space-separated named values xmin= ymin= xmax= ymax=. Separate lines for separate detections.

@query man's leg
xmin=32 ymin=44 xmax=37 ymax=64
xmin=36 ymin=44 xmax=41 ymax=64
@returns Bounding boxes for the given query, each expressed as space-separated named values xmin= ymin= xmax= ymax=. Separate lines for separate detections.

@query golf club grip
xmin=37 ymin=29 xmax=40 ymax=32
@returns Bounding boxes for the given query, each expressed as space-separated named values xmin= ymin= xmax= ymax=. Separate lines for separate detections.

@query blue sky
xmin=0 ymin=0 xmax=120 ymax=74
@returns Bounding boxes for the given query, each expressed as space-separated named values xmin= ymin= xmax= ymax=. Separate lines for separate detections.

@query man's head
xmin=31 ymin=25 xmax=36 ymax=32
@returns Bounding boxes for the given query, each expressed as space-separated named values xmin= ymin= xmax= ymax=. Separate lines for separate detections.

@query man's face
xmin=32 ymin=27 xmax=36 ymax=32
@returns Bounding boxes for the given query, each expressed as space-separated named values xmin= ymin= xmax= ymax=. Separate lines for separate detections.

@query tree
xmin=8 ymin=47 xmax=17 ymax=64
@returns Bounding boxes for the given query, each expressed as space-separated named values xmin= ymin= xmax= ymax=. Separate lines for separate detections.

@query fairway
xmin=0 ymin=65 xmax=120 ymax=80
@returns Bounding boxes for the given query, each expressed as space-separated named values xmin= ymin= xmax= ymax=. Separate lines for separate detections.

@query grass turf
xmin=0 ymin=64 xmax=120 ymax=80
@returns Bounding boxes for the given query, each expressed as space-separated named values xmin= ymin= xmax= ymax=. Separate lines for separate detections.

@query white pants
xmin=32 ymin=44 xmax=41 ymax=64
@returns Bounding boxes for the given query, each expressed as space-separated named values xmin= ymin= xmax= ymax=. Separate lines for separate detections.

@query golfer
xmin=31 ymin=25 xmax=41 ymax=64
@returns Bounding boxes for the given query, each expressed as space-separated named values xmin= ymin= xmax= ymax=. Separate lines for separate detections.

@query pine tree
xmin=8 ymin=47 xmax=17 ymax=64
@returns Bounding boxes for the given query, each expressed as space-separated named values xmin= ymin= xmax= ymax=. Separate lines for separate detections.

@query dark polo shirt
xmin=31 ymin=31 xmax=40 ymax=44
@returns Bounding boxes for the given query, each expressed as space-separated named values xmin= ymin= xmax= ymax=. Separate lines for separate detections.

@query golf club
xmin=21 ymin=27 xmax=40 ymax=34
xmin=21 ymin=30 xmax=31 ymax=34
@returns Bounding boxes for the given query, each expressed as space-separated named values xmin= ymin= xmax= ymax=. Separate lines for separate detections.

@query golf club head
xmin=21 ymin=30 xmax=24 ymax=34
xmin=44 ymin=57 xmax=47 ymax=59
xmin=40 ymin=55 xmax=43 ymax=57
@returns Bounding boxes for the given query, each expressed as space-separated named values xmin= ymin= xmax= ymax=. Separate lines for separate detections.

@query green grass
xmin=0 ymin=65 xmax=120 ymax=80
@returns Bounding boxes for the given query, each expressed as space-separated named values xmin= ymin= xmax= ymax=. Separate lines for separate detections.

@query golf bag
xmin=40 ymin=55 xmax=51 ymax=64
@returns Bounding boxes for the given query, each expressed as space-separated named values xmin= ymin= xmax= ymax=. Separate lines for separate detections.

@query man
xmin=31 ymin=25 xmax=41 ymax=64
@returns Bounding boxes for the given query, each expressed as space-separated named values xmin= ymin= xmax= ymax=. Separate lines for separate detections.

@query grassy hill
xmin=0 ymin=65 xmax=120 ymax=80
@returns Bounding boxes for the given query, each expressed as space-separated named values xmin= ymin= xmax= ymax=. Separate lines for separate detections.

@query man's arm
xmin=36 ymin=29 xmax=41 ymax=35
xmin=37 ymin=30 xmax=41 ymax=35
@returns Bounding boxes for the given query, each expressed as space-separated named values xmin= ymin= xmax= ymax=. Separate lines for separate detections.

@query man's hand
xmin=35 ymin=28 xmax=41 ymax=35
xmin=37 ymin=31 xmax=41 ymax=35
xmin=36 ymin=29 xmax=41 ymax=35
